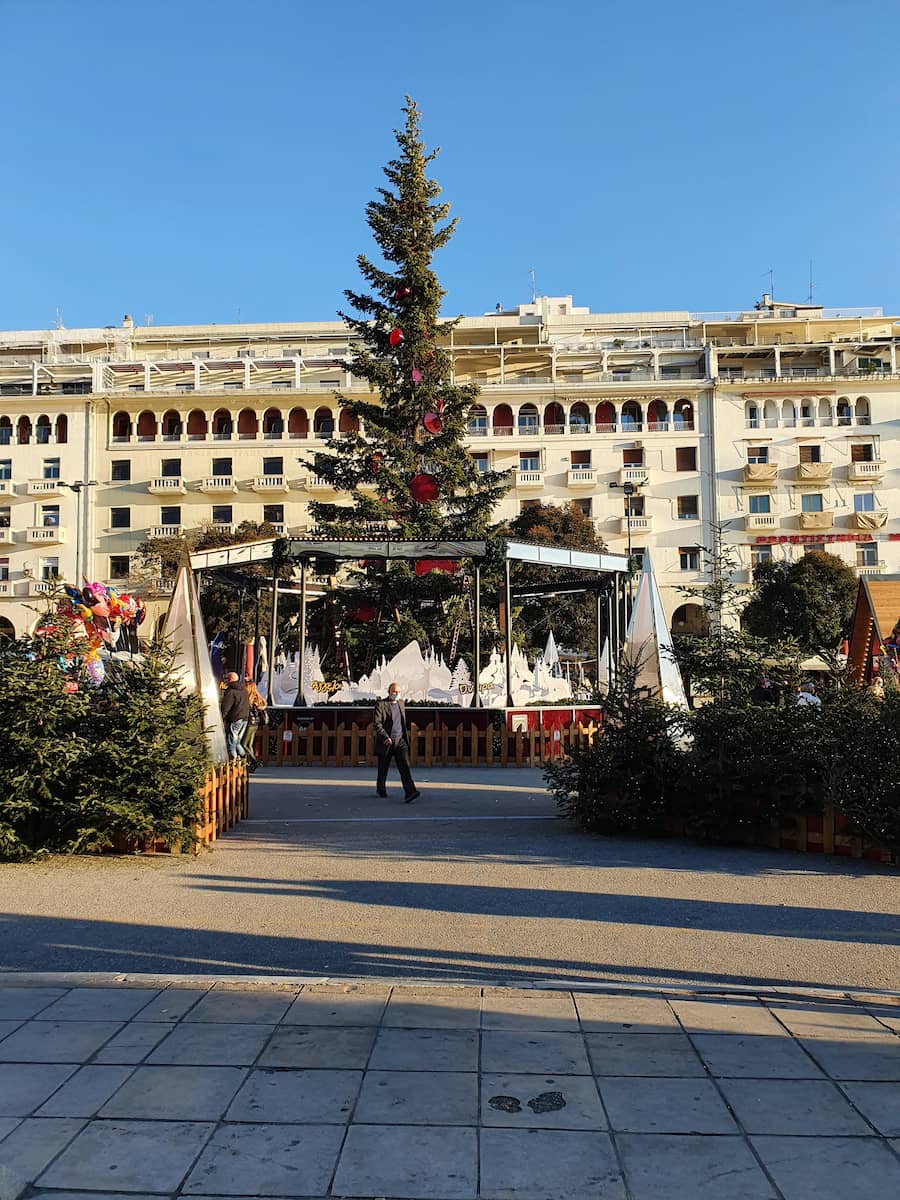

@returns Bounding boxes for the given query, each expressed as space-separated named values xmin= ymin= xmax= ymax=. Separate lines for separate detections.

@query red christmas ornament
xmin=409 ymin=472 xmax=439 ymax=503
xmin=372 ymin=451 xmax=382 ymax=474
xmin=388 ymin=328 xmax=404 ymax=347
xmin=436 ymin=398 xmax=444 ymax=413
xmin=423 ymin=412 xmax=443 ymax=435
xmin=394 ymin=286 xmax=412 ymax=301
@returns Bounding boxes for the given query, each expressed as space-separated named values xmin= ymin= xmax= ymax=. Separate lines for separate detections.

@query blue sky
xmin=3 ymin=0 xmax=898 ymax=330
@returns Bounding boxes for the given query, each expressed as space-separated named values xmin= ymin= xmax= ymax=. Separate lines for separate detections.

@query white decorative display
xmin=622 ymin=553 xmax=690 ymax=710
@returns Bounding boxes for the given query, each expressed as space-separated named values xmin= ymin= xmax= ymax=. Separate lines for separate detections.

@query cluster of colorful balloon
xmin=49 ymin=582 xmax=147 ymax=686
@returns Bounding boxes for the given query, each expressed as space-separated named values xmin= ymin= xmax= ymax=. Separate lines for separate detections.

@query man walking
xmin=220 ymin=671 xmax=251 ymax=760
xmin=373 ymin=682 xmax=421 ymax=802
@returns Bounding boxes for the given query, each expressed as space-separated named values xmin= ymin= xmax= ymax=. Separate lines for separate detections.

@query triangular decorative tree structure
xmin=162 ymin=563 xmax=229 ymax=762
xmin=543 ymin=630 xmax=561 ymax=675
xmin=622 ymin=554 xmax=689 ymax=709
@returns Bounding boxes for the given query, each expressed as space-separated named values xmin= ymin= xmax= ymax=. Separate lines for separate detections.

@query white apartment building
xmin=0 ymin=295 xmax=896 ymax=640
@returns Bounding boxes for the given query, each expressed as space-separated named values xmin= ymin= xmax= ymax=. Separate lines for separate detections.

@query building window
xmin=857 ymin=542 xmax=879 ymax=566
xmin=0 ymin=507 xmax=10 ymax=528
xmin=571 ymin=449 xmax=590 ymax=467
xmin=470 ymin=453 xmax=489 ymax=474
xmin=41 ymin=504 xmax=60 ymax=527
xmin=679 ymin=547 xmax=700 ymax=571
xmin=109 ymin=555 xmax=130 ymax=579
xmin=0 ymin=460 xmax=11 ymax=480
xmin=623 ymin=448 xmax=644 ymax=466
xmin=850 ymin=443 xmax=874 ymax=463
xmin=40 ymin=556 xmax=60 ymax=581
xmin=519 ymin=454 xmax=540 ymax=472
xmin=212 ymin=457 xmax=233 ymax=476
xmin=161 ymin=458 xmax=181 ymax=478
xmin=263 ymin=504 xmax=283 ymax=524
xmin=110 ymin=507 xmax=131 ymax=529
xmin=111 ymin=460 xmax=131 ymax=481
xmin=631 ymin=546 xmax=645 ymax=569
xmin=801 ymin=493 xmax=824 ymax=513
xmin=799 ymin=444 xmax=822 ymax=464
xmin=675 ymin=447 xmax=697 ymax=471
xmin=750 ymin=545 xmax=772 ymax=568
xmin=624 ymin=495 xmax=645 ymax=517
xmin=223 ymin=381 xmax=244 ymax=390
xmin=42 ymin=457 xmax=61 ymax=480
xmin=748 ymin=494 xmax=771 ymax=514
xmin=160 ymin=506 xmax=181 ymax=526
xmin=572 ymin=498 xmax=592 ymax=517
xmin=263 ymin=456 xmax=283 ymax=475
xmin=854 ymin=492 xmax=876 ymax=512
xmin=212 ymin=505 xmax=233 ymax=525
xmin=677 ymin=495 xmax=699 ymax=520
xmin=0 ymin=557 xmax=8 ymax=582
xmin=747 ymin=445 xmax=769 ymax=464
xmin=804 ymin=542 xmax=827 ymax=556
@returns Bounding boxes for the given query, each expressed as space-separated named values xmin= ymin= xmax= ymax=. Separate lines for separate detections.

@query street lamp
xmin=60 ymin=480 xmax=99 ymax=584
xmin=609 ymin=476 xmax=648 ymax=607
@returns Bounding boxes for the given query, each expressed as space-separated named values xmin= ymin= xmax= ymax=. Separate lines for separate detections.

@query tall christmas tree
xmin=307 ymin=98 xmax=509 ymax=666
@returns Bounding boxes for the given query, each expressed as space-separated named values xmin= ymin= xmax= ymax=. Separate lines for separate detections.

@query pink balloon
xmin=90 ymin=601 xmax=111 ymax=618
xmin=411 ymin=368 xmax=423 ymax=384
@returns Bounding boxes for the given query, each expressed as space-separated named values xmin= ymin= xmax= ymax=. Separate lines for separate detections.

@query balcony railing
xmin=0 ymin=580 xmax=11 ymax=595
xmin=620 ymin=515 xmax=652 ymax=533
xmin=0 ymin=527 xmax=14 ymax=544
xmin=619 ymin=467 xmax=649 ymax=486
xmin=148 ymin=477 xmax=186 ymax=494
xmin=0 ymin=480 xmax=15 ymax=495
xmin=149 ymin=524 xmax=184 ymax=538
xmin=848 ymin=461 xmax=885 ymax=481
xmin=858 ymin=561 xmax=887 ymax=576
xmin=849 ymin=509 xmax=888 ymax=531
xmin=26 ymin=526 xmax=66 ymax=543
xmin=305 ymin=476 xmax=332 ymax=491
xmin=515 ymin=470 xmax=544 ymax=488
xmin=27 ymin=479 xmax=63 ymax=495
xmin=743 ymin=463 xmax=779 ymax=484
xmin=794 ymin=462 xmax=833 ymax=483
xmin=798 ymin=511 xmax=835 ymax=531
xmin=746 ymin=513 xmax=778 ymax=530
xmin=566 ymin=468 xmax=595 ymax=487
xmin=200 ymin=475 xmax=237 ymax=492
xmin=252 ymin=475 xmax=288 ymax=492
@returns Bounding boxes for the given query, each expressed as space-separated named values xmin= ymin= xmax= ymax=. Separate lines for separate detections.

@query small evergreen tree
xmin=307 ymin=97 xmax=509 ymax=665
xmin=742 ymin=550 xmax=858 ymax=661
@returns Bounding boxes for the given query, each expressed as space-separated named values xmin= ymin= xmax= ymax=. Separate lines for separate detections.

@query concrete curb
xmin=1 ymin=970 xmax=898 ymax=1004
xmin=0 ymin=1165 xmax=26 ymax=1200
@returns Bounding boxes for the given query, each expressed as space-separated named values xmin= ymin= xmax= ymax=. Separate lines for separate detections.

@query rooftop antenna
xmin=529 ymin=268 xmax=536 ymax=304
xmin=807 ymin=260 xmax=815 ymax=305
xmin=144 ymin=313 xmax=154 ymax=326
xmin=54 ymin=306 xmax=63 ymax=329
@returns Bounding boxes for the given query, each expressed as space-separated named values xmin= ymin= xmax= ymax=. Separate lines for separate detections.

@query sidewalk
xmin=1 ymin=977 xmax=899 ymax=1199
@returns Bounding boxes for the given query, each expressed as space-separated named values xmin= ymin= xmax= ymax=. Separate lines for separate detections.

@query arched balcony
xmin=836 ymin=397 xmax=852 ymax=426
xmin=568 ymin=402 xmax=591 ymax=433
xmin=673 ymin=399 xmax=694 ymax=431
xmin=313 ymin=406 xmax=334 ymax=437
xmin=467 ymin=404 xmax=488 ymax=436
xmin=763 ymin=399 xmax=779 ymax=428
xmin=35 ymin=415 xmax=52 ymax=445
xmin=647 ymin=399 xmax=669 ymax=431
xmin=745 ymin=401 xmax=760 ymax=429
xmin=136 ymin=411 xmax=157 ymax=441
xmin=161 ymin=409 xmax=182 ymax=440
xmin=187 ymin=410 xmax=208 ymax=440
xmin=620 ymin=401 xmax=643 ymax=432
xmin=237 ymin=408 xmax=258 ymax=439
xmin=596 ymin=402 xmax=616 ymax=432
xmin=517 ymin=403 xmax=539 ymax=432
xmin=212 ymin=409 xmax=232 ymax=439
xmin=112 ymin=411 xmax=131 ymax=441
xmin=817 ymin=398 xmax=832 ymax=426
xmin=671 ymin=603 xmax=709 ymax=637
xmin=263 ymin=407 xmax=284 ymax=438
xmin=493 ymin=404 xmax=513 ymax=436
xmin=55 ymin=414 xmax=68 ymax=444
xmin=543 ymin=402 xmax=564 ymax=434
xmin=288 ymin=407 xmax=309 ymax=439
xmin=0 ymin=417 xmax=11 ymax=446
xmin=855 ymin=396 xmax=871 ymax=426
xmin=17 ymin=416 xmax=32 ymax=444
xmin=339 ymin=410 xmax=359 ymax=436
xmin=782 ymin=400 xmax=797 ymax=428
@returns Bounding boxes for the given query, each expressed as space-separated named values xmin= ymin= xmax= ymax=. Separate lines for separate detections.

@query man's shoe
xmin=404 ymin=790 xmax=421 ymax=804
xmin=376 ymin=790 xmax=388 ymax=798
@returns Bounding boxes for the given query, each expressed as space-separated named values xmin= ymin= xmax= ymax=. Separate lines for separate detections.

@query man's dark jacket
xmin=374 ymin=696 xmax=409 ymax=746
xmin=221 ymin=680 xmax=251 ymax=724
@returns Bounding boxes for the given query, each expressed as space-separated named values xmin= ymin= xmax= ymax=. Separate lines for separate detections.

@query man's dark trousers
xmin=376 ymin=738 xmax=415 ymax=795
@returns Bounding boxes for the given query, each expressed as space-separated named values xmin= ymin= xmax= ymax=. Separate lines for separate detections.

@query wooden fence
xmin=122 ymin=759 xmax=249 ymax=855
xmin=253 ymin=719 xmax=601 ymax=770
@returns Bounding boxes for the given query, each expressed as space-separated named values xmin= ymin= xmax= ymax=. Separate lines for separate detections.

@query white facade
xmin=0 ymin=295 xmax=896 ymax=638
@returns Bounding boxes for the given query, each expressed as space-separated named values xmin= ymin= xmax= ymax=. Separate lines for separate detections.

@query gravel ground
xmin=1 ymin=766 xmax=897 ymax=991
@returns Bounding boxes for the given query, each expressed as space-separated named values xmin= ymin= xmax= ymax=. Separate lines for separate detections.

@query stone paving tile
xmin=31 ymin=1194 xmax=168 ymax=1199
xmin=184 ymin=990 xmax=295 ymax=1024
xmin=183 ymin=1122 xmax=344 ymax=1196
xmin=134 ymin=986 xmax=211 ymax=1022
xmin=0 ymin=1117 xmax=22 ymax=1140
xmin=38 ymin=988 xmax=161 ymax=1023
xmin=226 ymin=1068 xmax=361 ymax=1123
xmin=35 ymin=1066 xmax=135 ymax=1118
xmin=586 ymin=1032 xmax=705 ymax=1077
xmin=798 ymin=1033 xmax=900 ymax=1080
xmin=36 ymin=1119 xmax=214 ymax=1193
xmin=769 ymin=1002 xmax=895 ymax=1038
xmin=368 ymin=1027 xmax=478 ymax=1073
xmin=0 ymin=988 xmax=65 ymax=1020
xmin=147 ymin=1022 xmax=275 ymax=1066
xmin=599 ymin=1077 xmax=738 ymax=1134
xmin=481 ymin=1030 xmax=591 ymax=1075
xmin=259 ymin=1024 xmax=375 ymax=1069
xmin=617 ymin=1133 xmax=778 ymax=1200
xmin=0 ymin=1063 xmax=76 ymax=1116
xmin=333 ymin=1124 xmax=477 ymax=1199
xmin=692 ymin=1033 xmax=825 ymax=1079
xmin=481 ymin=990 xmax=579 ymax=1031
xmin=355 ymin=1069 xmax=477 ymax=1125
xmin=0 ymin=1118 xmax=86 ymax=1186
xmin=0 ymin=1020 xmax=23 ymax=1043
xmin=383 ymin=988 xmax=482 ymax=1028
xmin=479 ymin=1128 xmax=624 ymax=1200
xmin=99 ymin=1065 xmax=247 ymax=1121
xmin=752 ymin=1134 xmax=900 ymax=1200
xmin=91 ymin=1020 xmax=174 ymax=1065
xmin=0 ymin=1021 xmax=124 ymax=1064
xmin=282 ymin=988 xmax=388 ymax=1027
xmin=719 ymin=1078 xmax=872 ymax=1135
xmin=672 ymin=999 xmax=786 ymax=1035
xmin=840 ymin=1081 xmax=900 ymax=1136
xmin=481 ymin=1073 xmax=606 ymax=1130
xmin=574 ymin=993 xmax=680 ymax=1033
